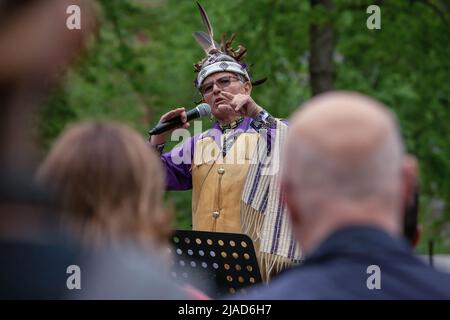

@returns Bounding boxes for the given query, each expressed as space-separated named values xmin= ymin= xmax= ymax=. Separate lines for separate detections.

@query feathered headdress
xmin=193 ymin=2 xmax=266 ymax=89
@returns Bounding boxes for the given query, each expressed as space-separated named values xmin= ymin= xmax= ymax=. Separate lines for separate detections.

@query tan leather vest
xmin=191 ymin=132 xmax=259 ymax=233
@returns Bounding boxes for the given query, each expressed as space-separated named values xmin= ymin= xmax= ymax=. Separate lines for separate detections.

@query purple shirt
xmin=158 ymin=114 xmax=282 ymax=191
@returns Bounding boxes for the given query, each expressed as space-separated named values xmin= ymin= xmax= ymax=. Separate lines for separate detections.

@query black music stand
xmin=169 ymin=229 xmax=262 ymax=298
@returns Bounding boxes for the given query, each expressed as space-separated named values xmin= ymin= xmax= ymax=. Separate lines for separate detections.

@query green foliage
xmin=39 ymin=0 xmax=449 ymax=252
xmin=334 ymin=0 xmax=450 ymax=252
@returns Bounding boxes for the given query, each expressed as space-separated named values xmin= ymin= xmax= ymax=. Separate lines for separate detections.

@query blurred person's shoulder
xmin=229 ymin=262 xmax=331 ymax=300
xmin=0 ymin=171 xmax=186 ymax=300
xmin=0 ymin=170 xmax=80 ymax=299
xmin=0 ymin=235 xmax=83 ymax=299
xmin=231 ymin=227 xmax=450 ymax=300
xmin=71 ymin=243 xmax=188 ymax=300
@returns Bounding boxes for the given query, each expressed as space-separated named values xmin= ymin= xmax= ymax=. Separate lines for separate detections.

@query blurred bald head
xmin=284 ymin=91 xmax=412 ymax=253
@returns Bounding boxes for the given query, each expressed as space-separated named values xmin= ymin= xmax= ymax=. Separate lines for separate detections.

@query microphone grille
xmin=196 ymin=103 xmax=211 ymax=117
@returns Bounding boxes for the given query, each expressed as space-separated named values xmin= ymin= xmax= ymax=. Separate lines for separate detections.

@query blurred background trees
xmin=38 ymin=0 xmax=449 ymax=253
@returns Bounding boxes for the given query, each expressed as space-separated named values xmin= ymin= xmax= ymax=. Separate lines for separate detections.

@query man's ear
xmin=282 ymin=180 xmax=301 ymax=228
xmin=243 ymin=81 xmax=252 ymax=95
xmin=402 ymin=155 xmax=418 ymax=210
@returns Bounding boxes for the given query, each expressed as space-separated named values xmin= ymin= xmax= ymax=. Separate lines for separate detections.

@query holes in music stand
xmin=170 ymin=230 xmax=262 ymax=298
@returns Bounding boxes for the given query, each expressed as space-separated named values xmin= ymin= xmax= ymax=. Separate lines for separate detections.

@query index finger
xmin=161 ymin=107 xmax=185 ymax=121
xmin=220 ymin=91 xmax=235 ymax=99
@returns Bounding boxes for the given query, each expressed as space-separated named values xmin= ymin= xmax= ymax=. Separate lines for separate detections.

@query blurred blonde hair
xmin=37 ymin=121 xmax=171 ymax=249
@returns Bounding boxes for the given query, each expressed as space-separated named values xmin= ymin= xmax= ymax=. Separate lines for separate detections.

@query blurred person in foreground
xmin=0 ymin=0 xmax=189 ymax=299
xmin=37 ymin=121 xmax=209 ymax=299
xmin=236 ymin=91 xmax=450 ymax=299
xmin=37 ymin=122 xmax=171 ymax=251
xmin=0 ymin=0 xmax=96 ymax=299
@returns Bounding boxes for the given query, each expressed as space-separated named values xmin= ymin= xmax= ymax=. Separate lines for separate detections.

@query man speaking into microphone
xmin=149 ymin=3 xmax=301 ymax=280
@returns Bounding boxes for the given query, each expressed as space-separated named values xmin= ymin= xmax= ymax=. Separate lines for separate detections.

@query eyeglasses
xmin=200 ymin=75 xmax=242 ymax=96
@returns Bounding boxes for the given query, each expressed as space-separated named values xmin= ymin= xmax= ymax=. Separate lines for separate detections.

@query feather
xmin=196 ymin=2 xmax=216 ymax=50
xmin=204 ymin=31 xmax=220 ymax=49
xmin=193 ymin=31 xmax=219 ymax=54
xmin=220 ymin=33 xmax=231 ymax=52
xmin=235 ymin=45 xmax=247 ymax=61
xmin=251 ymin=78 xmax=268 ymax=86
xmin=226 ymin=33 xmax=237 ymax=47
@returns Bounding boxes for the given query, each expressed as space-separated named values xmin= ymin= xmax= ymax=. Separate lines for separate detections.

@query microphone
xmin=148 ymin=103 xmax=211 ymax=135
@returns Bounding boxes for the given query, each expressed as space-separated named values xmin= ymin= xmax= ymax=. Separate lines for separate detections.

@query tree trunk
xmin=309 ymin=0 xmax=335 ymax=96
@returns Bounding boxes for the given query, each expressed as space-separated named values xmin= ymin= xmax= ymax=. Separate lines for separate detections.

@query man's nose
xmin=212 ymin=82 xmax=221 ymax=95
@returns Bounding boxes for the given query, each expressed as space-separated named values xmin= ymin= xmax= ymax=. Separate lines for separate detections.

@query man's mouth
xmin=214 ymin=98 xmax=226 ymax=106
